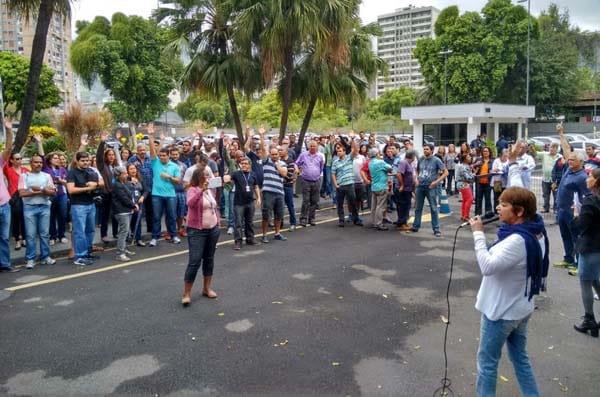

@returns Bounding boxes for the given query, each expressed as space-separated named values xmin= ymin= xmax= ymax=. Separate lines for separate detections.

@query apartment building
xmin=0 ymin=1 xmax=74 ymax=110
xmin=376 ymin=5 xmax=439 ymax=97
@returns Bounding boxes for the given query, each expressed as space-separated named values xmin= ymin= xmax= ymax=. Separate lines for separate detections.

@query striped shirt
xmin=332 ymin=156 xmax=355 ymax=187
xmin=262 ymin=158 xmax=285 ymax=195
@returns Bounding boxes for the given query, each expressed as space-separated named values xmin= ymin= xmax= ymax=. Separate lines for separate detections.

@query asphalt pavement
xmin=0 ymin=196 xmax=598 ymax=396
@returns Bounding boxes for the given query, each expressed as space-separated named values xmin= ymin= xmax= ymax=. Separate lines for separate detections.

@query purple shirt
xmin=295 ymin=151 xmax=323 ymax=182
xmin=398 ymin=159 xmax=415 ymax=192
xmin=43 ymin=164 xmax=68 ymax=196
xmin=0 ymin=158 xmax=10 ymax=206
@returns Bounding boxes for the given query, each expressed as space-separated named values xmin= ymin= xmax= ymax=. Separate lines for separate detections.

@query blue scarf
xmin=491 ymin=214 xmax=550 ymax=301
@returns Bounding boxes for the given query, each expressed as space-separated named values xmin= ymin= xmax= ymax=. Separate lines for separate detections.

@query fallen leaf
xmin=191 ymin=337 xmax=196 ymax=341
xmin=440 ymin=315 xmax=449 ymax=324
xmin=548 ymin=345 xmax=554 ymax=350
xmin=338 ymin=296 xmax=344 ymax=300
xmin=332 ymin=361 xmax=341 ymax=366
xmin=414 ymin=345 xmax=421 ymax=350
xmin=279 ymin=339 xmax=289 ymax=346
xmin=298 ymin=352 xmax=305 ymax=357
xmin=558 ymin=382 xmax=568 ymax=392
xmin=552 ymin=378 xmax=559 ymax=381
xmin=382 ymin=294 xmax=388 ymax=298
xmin=500 ymin=375 xmax=509 ymax=382
xmin=217 ymin=312 xmax=225 ymax=317
xmin=271 ymin=301 xmax=283 ymax=304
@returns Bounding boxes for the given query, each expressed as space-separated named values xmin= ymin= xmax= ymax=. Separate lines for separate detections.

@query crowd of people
xmin=1 ymin=117 xmax=600 ymax=394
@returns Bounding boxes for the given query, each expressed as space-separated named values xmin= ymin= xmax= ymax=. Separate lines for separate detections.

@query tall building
xmin=376 ymin=5 xmax=439 ymax=97
xmin=0 ymin=1 xmax=75 ymax=111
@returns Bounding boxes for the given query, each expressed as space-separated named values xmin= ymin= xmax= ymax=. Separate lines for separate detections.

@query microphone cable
xmin=432 ymin=224 xmax=462 ymax=397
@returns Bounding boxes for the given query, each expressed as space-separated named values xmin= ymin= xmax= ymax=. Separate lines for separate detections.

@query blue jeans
xmin=283 ymin=185 xmax=297 ymax=226
xmin=321 ymin=165 xmax=332 ymax=197
xmin=557 ymin=208 xmax=579 ymax=263
xmin=152 ymin=195 xmax=177 ymax=239
xmin=477 ymin=314 xmax=539 ymax=397
xmin=412 ymin=185 xmax=440 ymax=232
xmin=0 ymin=203 xmax=11 ymax=267
xmin=49 ymin=194 xmax=68 ymax=240
xmin=71 ymin=204 xmax=96 ymax=259
xmin=184 ymin=226 xmax=220 ymax=282
xmin=24 ymin=204 xmax=51 ymax=261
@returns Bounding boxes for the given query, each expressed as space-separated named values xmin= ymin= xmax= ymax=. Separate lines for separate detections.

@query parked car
xmin=564 ymin=133 xmax=591 ymax=142
xmin=571 ymin=141 xmax=600 ymax=152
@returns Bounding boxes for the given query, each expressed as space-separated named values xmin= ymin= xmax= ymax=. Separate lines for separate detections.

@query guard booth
xmin=400 ymin=103 xmax=535 ymax=152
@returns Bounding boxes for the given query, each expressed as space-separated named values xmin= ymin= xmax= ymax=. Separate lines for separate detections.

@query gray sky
xmin=72 ymin=0 xmax=598 ymax=34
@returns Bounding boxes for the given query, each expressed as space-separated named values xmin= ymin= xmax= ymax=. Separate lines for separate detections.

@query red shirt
xmin=3 ymin=163 xmax=28 ymax=196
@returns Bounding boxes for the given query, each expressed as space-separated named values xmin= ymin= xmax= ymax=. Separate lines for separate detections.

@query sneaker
xmin=309 ymin=221 xmax=317 ymax=226
xmin=25 ymin=260 xmax=36 ymax=269
xmin=178 ymin=229 xmax=188 ymax=237
xmin=289 ymin=225 xmax=296 ymax=232
xmin=0 ymin=266 xmax=20 ymax=273
xmin=383 ymin=218 xmax=393 ymax=224
xmin=233 ymin=242 xmax=241 ymax=250
xmin=354 ymin=220 xmax=364 ymax=226
xmin=274 ymin=233 xmax=287 ymax=241
xmin=553 ymin=260 xmax=574 ymax=267
xmin=172 ymin=237 xmax=182 ymax=244
xmin=164 ymin=232 xmax=172 ymax=240
xmin=74 ymin=257 xmax=93 ymax=266
xmin=299 ymin=222 xmax=307 ymax=227
xmin=261 ymin=236 xmax=269 ymax=244
xmin=434 ymin=231 xmax=442 ymax=237
xmin=41 ymin=257 xmax=56 ymax=266
xmin=376 ymin=225 xmax=389 ymax=231
xmin=86 ymin=254 xmax=101 ymax=260
xmin=149 ymin=239 xmax=158 ymax=247
xmin=227 ymin=227 xmax=234 ymax=235
xmin=246 ymin=239 xmax=258 ymax=245
xmin=15 ymin=240 xmax=21 ymax=250
xmin=136 ymin=240 xmax=146 ymax=247
xmin=49 ymin=239 xmax=55 ymax=246
xmin=409 ymin=227 xmax=419 ymax=233
xmin=338 ymin=221 xmax=345 ymax=227
xmin=567 ymin=267 xmax=578 ymax=276
xmin=60 ymin=237 xmax=69 ymax=244
xmin=396 ymin=224 xmax=412 ymax=231
xmin=116 ymin=254 xmax=131 ymax=262
xmin=124 ymin=249 xmax=136 ymax=256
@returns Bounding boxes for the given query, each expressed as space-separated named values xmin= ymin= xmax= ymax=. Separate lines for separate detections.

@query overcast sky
xmin=72 ymin=0 xmax=598 ymax=34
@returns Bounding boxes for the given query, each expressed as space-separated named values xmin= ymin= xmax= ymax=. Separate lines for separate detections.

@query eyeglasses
xmin=12 ymin=157 xmax=22 ymax=160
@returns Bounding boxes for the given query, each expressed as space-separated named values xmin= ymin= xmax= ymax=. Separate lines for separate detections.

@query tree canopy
xmin=0 ymin=51 xmax=60 ymax=116
xmin=70 ymin=13 xmax=179 ymax=125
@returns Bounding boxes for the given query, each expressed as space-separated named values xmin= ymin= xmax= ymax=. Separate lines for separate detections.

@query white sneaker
xmin=41 ymin=257 xmax=56 ymax=265
xmin=289 ymin=225 xmax=296 ymax=232
xmin=25 ymin=260 xmax=36 ymax=269
xmin=172 ymin=237 xmax=182 ymax=244
xmin=149 ymin=239 xmax=158 ymax=247
xmin=227 ymin=227 xmax=234 ymax=235
xmin=124 ymin=249 xmax=136 ymax=256
xmin=116 ymin=254 xmax=131 ymax=262
xmin=60 ymin=237 xmax=69 ymax=244
xmin=49 ymin=239 xmax=55 ymax=246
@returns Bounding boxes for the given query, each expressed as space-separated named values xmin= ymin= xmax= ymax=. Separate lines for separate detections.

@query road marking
xmin=4 ymin=209 xmax=449 ymax=292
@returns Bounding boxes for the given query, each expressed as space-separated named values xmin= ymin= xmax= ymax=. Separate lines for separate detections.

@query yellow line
xmin=5 ymin=207 xmax=450 ymax=292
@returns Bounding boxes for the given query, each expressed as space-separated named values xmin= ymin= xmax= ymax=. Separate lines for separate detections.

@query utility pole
xmin=439 ymin=49 xmax=453 ymax=104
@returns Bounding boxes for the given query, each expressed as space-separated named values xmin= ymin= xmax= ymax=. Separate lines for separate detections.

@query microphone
xmin=459 ymin=212 xmax=500 ymax=228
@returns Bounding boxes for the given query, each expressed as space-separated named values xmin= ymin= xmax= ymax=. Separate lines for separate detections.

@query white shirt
xmin=473 ymin=231 xmax=544 ymax=321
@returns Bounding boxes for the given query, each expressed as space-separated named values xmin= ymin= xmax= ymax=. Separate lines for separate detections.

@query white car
xmin=571 ymin=141 xmax=600 ymax=152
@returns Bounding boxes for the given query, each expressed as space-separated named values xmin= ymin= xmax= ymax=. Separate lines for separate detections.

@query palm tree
xmin=156 ymin=0 xmax=261 ymax=143
xmin=291 ymin=21 xmax=387 ymax=148
xmin=235 ymin=0 xmax=355 ymax=140
xmin=6 ymin=0 xmax=73 ymax=152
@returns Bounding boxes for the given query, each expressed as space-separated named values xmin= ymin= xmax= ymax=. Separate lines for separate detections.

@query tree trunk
xmin=278 ymin=48 xmax=294 ymax=142
xmin=13 ymin=0 xmax=54 ymax=152
xmin=296 ymin=94 xmax=318 ymax=156
xmin=227 ymin=83 xmax=244 ymax=146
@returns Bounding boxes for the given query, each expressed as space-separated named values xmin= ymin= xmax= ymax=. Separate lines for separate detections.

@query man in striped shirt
xmin=261 ymin=146 xmax=289 ymax=243
xmin=332 ymin=132 xmax=360 ymax=227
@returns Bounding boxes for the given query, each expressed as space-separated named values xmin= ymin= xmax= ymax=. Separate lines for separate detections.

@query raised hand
xmin=509 ymin=139 xmax=520 ymax=163
xmin=3 ymin=118 xmax=12 ymax=132
xmin=159 ymin=132 xmax=166 ymax=141
xmin=80 ymin=134 xmax=89 ymax=146
xmin=147 ymin=123 xmax=155 ymax=136
xmin=33 ymin=134 xmax=43 ymax=142
xmin=259 ymin=125 xmax=266 ymax=135
xmin=100 ymin=130 xmax=110 ymax=142
xmin=115 ymin=130 xmax=122 ymax=140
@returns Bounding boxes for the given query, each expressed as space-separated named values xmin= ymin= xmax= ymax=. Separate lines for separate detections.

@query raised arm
xmin=148 ymin=124 xmax=157 ymax=159
xmin=556 ymin=123 xmax=571 ymax=158
xmin=259 ymin=126 xmax=268 ymax=160
xmin=349 ymin=130 xmax=359 ymax=158
xmin=96 ymin=131 xmax=109 ymax=171
xmin=244 ymin=124 xmax=252 ymax=153
xmin=2 ymin=120 xmax=13 ymax=161
xmin=34 ymin=134 xmax=44 ymax=156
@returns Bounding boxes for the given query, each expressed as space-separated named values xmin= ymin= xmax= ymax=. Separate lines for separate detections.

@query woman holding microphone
xmin=469 ymin=186 xmax=549 ymax=396
xmin=181 ymin=167 xmax=220 ymax=306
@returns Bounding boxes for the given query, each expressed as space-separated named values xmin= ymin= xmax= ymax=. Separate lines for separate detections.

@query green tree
xmin=5 ymin=0 xmax=73 ymax=152
xmin=70 ymin=13 xmax=178 ymax=137
xmin=236 ymin=0 xmax=357 ymax=140
xmin=365 ymin=87 xmax=416 ymax=118
xmin=175 ymin=93 xmax=231 ymax=127
xmin=156 ymin=0 xmax=262 ymax=143
xmin=414 ymin=0 xmax=530 ymax=104
xmin=0 ymin=51 xmax=60 ymax=116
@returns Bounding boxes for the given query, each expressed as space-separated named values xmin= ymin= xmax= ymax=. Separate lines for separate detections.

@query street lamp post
xmin=518 ymin=0 xmax=531 ymax=140
xmin=439 ymin=49 xmax=453 ymax=105
xmin=594 ymin=41 xmax=598 ymax=138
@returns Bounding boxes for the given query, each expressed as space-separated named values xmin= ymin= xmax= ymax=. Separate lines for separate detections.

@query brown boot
xmin=181 ymin=282 xmax=193 ymax=307
xmin=202 ymin=276 xmax=217 ymax=299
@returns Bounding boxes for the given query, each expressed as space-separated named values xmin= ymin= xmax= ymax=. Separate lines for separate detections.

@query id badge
xmin=245 ymin=185 xmax=251 ymax=192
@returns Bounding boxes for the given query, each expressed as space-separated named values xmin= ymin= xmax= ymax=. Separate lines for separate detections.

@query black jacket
xmin=574 ymin=194 xmax=600 ymax=254
xmin=111 ymin=180 xmax=136 ymax=215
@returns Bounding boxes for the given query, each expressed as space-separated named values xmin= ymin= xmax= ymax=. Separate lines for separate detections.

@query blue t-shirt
xmin=417 ymin=156 xmax=445 ymax=186
xmin=557 ymin=168 xmax=589 ymax=210
xmin=368 ymin=158 xmax=391 ymax=192
xmin=151 ymin=157 xmax=181 ymax=198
